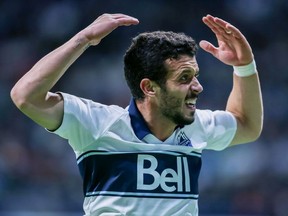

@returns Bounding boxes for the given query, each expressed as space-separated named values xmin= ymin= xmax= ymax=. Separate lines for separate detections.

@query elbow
xmin=233 ymin=113 xmax=263 ymax=145
xmin=246 ymin=117 xmax=264 ymax=143
xmin=253 ymin=112 xmax=264 ymax=141
xmin=254 ymin=121 xmax=264 ymax=141
xmin=249 ymin=127 xmax=262 ymax=142
xmin=10 ymin=85 xmax=29 ymax=111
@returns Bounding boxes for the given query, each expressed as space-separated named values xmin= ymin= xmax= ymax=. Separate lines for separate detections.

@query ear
xmin=139 ymin=78 xmax=158 ymax=97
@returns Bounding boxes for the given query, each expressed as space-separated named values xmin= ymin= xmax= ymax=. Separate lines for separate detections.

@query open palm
xmin=200 ymin=15 xmax=253 ymax=66
xmin=82 ymin=13 xmax=139 ymax=46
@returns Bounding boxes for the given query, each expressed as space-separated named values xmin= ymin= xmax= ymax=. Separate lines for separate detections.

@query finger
xmin=224 ymin=24 xmax=245 ymax=40
xmin=111 ymin=14 xmax=139 ymax=26
xmin=202 ymin=15 xmax=228 ymax=41
xmin=100 ymin=13 xmax=134 ymax=19
xmin=207 ymin=16 xmax=234 ymax=37
xmin=205 ymin=15 xmax=233 ymax=37
xmin=214 ymin=17 xmax=244 ymax=40
xmin=199 ymin=40 xmax=218 ymax=57
xmin=116 ymin=17 xmax=139 ymax=26
xmin=98 ymin=13 xmax=139 ymax=26
xmin=203 ymin=15 xmax=241 ymax=43
xmin=224 ymin=24 xmax=252 ymax=54
xmin=213 ymin=17 xmax=229 ymax=29
xmin=202 ymin=15 xmax=223 ymax=35
xmin=111 ymin=13 xmax=139 ymax=21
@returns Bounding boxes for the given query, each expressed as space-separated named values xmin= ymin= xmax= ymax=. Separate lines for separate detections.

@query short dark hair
xmin=124 ymin=31 xmax=198 ymax=100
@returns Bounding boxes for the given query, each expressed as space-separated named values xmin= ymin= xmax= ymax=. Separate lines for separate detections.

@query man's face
xmin=158 ymin=55 xmax=203 ymax=125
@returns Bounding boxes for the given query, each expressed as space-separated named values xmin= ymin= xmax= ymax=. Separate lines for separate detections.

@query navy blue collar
xmin=128 ymin=98 xmax=151 ymax=140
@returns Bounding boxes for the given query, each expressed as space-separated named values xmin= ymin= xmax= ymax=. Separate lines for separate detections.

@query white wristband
xmin=233 ymin=60 xmax=257 ymax=77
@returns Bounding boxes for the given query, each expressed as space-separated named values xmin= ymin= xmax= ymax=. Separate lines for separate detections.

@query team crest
xmin=177 ymin=131 xmax=192 ymax=147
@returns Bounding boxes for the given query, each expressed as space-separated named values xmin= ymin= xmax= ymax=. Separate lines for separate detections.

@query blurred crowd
xmin=1 ymin=0 xmax=288 ymax=215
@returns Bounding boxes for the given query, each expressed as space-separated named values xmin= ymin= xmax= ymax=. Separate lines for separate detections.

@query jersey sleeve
xmin=51 ymin=93 xmax=121 ymax=153
xmin=196 ymin=109 xmax=237 ymax=151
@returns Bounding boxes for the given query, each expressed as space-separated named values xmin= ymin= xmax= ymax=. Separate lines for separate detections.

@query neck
xmin=136 ymin=99 xmax=176 ymax=141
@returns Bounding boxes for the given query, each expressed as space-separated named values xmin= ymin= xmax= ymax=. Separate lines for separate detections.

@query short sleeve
xmin=52 ymin=93 xmax=122 ymax=152
xmin=196 ymin=109 xmax=237 ymax=151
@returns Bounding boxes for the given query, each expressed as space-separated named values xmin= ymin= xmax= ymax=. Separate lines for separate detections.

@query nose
xmin=191 ymin=77 xmax=203 ymax=94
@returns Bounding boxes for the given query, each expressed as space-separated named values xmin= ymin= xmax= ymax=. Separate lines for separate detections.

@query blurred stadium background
xmin=1 ymin=0 xmax=288 ymax=215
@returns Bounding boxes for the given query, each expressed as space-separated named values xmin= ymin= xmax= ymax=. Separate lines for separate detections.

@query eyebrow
xmin=180 ymin=68 xmax=199 ymax=76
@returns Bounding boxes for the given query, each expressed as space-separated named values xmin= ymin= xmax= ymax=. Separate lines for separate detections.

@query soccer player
xmin=11 ymin=13 xmax=263 ymax=215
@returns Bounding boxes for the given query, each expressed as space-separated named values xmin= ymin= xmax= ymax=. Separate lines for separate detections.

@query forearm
xmin=11 ymin=32 xmax=90 ymax=104
xmin=10 ymin=13 xmax=139 ymax=130
xmin=226 ymin=72 xmax=263 ymax=145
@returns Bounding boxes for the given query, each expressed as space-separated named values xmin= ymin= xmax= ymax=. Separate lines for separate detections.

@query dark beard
xmin=159 ymin=89 xmax=195 ymax=126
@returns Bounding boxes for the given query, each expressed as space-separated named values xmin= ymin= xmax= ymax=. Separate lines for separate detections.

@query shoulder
xmin=191 ymin=109 xmax=237 ymax=150
xmin=60 ymin=92 xmax=126 ymax=114
xmin=59 ymin=92 xmax=128 ymax=131
xmin=195 ymin=109 xmax=236 ymax=125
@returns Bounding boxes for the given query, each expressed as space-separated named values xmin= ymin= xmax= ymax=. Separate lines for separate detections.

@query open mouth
xmin=185 ymin=99 xmax=196 ymax=109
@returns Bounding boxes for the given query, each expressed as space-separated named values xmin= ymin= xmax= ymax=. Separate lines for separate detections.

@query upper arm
xmin=226 ymin=74 xmax=263 ymax=146
xmin=229 ymin=113 xmax=261 ymax=146
xmin=12 ymin=91 xmax=64 ymax=131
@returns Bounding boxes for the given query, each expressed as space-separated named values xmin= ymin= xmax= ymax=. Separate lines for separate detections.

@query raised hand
xmin=10 ymin=13 xmax=138 ymax=131
xmin=199 ymin=15 xmax=253 ymax=66
xmin=80 ymin=13 xmax=139 ymax=46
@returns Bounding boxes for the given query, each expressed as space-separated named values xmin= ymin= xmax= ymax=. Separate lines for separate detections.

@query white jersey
xmin=52 ymin=93 xmax=237 ymax=216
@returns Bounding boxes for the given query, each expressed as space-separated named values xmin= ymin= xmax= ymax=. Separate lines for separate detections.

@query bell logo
xmin=137 ymin=154 xmax=191 ymax=192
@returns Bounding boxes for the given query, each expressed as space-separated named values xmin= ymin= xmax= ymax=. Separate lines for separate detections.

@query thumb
xmin=199 ymin=40 xmax=218 ymax=57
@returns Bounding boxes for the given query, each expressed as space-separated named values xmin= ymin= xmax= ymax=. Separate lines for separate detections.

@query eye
xmin=179 ymin=74 xmax=192 ymax=83
xmin=180 ymin=74 xmax=189 ymax=81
